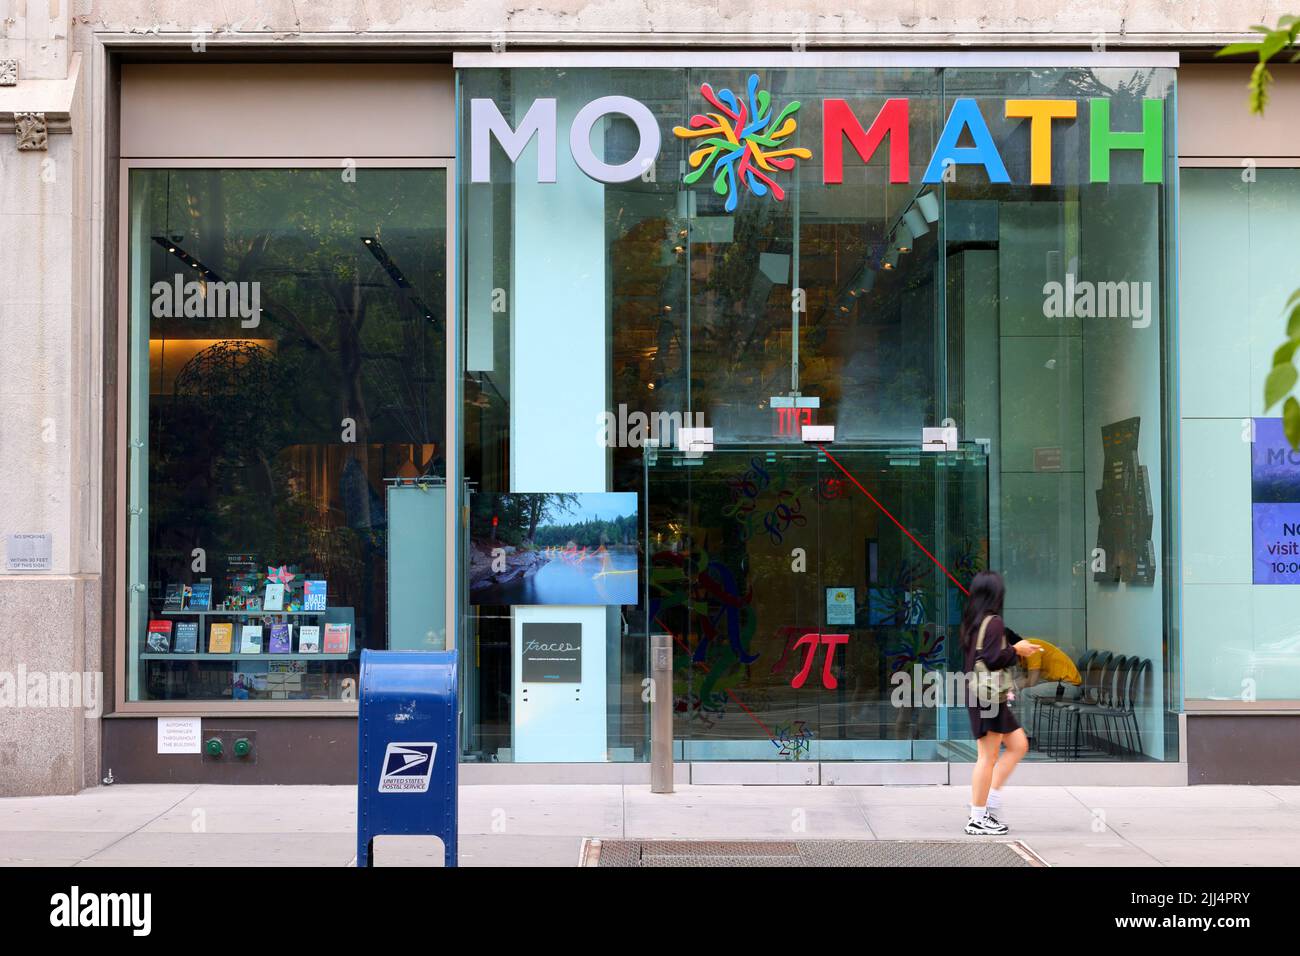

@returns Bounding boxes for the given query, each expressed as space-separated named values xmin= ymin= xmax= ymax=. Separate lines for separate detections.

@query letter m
xmin=823 ymin=99 xmax=910 ymax=184
xmin=206 ymin=281 xmax=239 ymax=319
xmin=650 ymin=410 xmax=682 ymax=446
xmin=471 ymin=98 xmax=558 ymax=184
xmin=50 ymin=672 xmax=79 ymax=708
xmin=101 ymin=893 xmax=131 ymax=926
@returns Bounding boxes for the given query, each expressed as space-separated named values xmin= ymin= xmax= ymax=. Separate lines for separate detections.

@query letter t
xmin=1005 ymin=99 xmax=1077 ymax=185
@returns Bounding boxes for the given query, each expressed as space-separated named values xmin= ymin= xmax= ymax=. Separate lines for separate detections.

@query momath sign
xmin=471 ymin=73 xmax=1164 ymax=204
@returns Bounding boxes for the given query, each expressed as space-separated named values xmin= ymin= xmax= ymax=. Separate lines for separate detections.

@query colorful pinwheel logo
xmin=673 ymin=73 xmax=812 ymax=213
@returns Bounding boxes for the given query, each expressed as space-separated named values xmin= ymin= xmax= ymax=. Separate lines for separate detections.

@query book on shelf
xmin=162 ymin=585 xmax=183 ymax=612
xmin=298 ymin=625 xmax=321 ymax=654
xmin=145 ymin=620 xmax=173 ymax=653
xmin=268 ymin=622 xmax=292 ymax=654
xmin=208 ymin=622 xmax=234 ymax=653
xmin=173 ymin=621 xmax=199 ymax=653
xmin=188 ymin=582 xmax=213 ymax=611
xmin=263 ymin=581 xmax=286 ymax=612
xmin=322 ymin=622 xmax=350 ymax=654
xmin=239 ymin=624 xmax=264 ymax=654
xmin=303 ymin=580 xmax=327 ymax=611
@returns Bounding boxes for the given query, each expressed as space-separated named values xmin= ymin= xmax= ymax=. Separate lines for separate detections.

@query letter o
xmin=569 ymin=96 xmax=661 ymax=183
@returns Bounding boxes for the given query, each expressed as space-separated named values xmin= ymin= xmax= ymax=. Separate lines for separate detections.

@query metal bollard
xmin=650 ymin=633 xmax=674 ymax=793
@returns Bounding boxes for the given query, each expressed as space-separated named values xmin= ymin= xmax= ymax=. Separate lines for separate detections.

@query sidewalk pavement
xmin=2 ymin=783 xmax=1298 ymax=867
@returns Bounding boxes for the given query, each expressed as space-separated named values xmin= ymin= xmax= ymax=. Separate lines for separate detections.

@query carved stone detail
xmin=0 ymin=60 xmax=17 ymax=86
xmin=15 ymin=112 xmax=48 ymax=151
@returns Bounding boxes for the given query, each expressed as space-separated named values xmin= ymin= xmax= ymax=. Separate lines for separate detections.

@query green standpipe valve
xmin=233 ymin=738 xmax=252 ymax=758
xmin=205 ymin=737 xmax=224 ymax=757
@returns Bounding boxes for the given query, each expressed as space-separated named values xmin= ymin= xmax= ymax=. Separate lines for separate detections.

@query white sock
xmin=988 ymin=789 xmax=1003 ymax=812
xmin=970 ymin=804 xmax=987 ymax=821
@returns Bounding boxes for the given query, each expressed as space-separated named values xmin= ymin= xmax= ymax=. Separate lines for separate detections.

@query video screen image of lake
xmin=477 ymin=546 xmax=639 ymax=606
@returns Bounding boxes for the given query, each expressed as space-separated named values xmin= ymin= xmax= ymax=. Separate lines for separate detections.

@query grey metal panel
xmin=1187 ymin=714 xmax=1300 ymax=785
xmin=458 ymin=761 xmax=688 ymax=785
xmin=689 ymin=761 xmax=820 ymax=785
xmin=951 ymin=760 xmax=1189 ymax=787
xmin=822 ymin=762 xmax=950 ymax=786
xmin=387 ymin=483 xmax=447 ymax=651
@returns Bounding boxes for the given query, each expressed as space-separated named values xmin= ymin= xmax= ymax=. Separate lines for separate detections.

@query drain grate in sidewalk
xmin=583 ymin=839 xmax=1043 ymax=867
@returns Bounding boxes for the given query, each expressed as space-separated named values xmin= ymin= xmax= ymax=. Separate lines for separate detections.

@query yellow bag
xmin=1023 ymin=639 xmax=1082 ymax=684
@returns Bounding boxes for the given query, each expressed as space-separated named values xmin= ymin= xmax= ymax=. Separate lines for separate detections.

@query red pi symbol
xmin=790 ymin=633 xmax=850 ymax=689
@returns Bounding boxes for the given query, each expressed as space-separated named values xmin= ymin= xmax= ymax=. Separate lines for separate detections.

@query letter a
xmin=923 ymin=99 xmax=1011 ymax=184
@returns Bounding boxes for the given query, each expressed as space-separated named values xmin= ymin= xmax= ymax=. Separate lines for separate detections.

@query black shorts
xmin=968 ymin=700 xmax=1022 ymax=739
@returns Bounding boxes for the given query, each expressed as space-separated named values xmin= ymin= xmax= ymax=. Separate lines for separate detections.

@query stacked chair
xmin=1029 ymin=651 xmax=1149 ymax=760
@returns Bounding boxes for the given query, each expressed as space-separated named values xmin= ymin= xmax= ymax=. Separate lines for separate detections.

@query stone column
xmin=0 ymin=4 xmax=101 ymax=796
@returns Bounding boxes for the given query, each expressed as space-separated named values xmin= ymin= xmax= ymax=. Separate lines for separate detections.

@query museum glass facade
xmin=456 ymin=63 xmax=1181 ymax=763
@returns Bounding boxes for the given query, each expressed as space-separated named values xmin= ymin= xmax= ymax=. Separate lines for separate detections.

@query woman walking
xmin=961 ymin=570 xmax=1038 ymax=836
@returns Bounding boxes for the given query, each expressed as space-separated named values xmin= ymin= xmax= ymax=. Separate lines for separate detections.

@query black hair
xmin=960 ymin=570 xmax=1006 ymax=651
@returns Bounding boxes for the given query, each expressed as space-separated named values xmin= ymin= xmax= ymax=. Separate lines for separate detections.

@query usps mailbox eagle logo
xmin=378 ymin=742 xmax=438 ymax=793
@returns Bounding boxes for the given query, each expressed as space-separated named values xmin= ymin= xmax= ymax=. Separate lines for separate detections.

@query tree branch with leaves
xmin=1219 ymin=17 xmax=1300 ymax=444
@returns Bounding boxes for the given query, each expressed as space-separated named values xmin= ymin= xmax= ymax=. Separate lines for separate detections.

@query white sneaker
xmin=964 ymin=816 xmax=1009 ymax=836
xmin=985 ymin=811 xmax=1008 ymax=831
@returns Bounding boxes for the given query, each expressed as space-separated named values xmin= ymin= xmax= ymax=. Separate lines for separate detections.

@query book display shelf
xmin=140 ymin=573 xmax=358 ymax=702
xmin=143 ymin=611 xmax=353 ymax=660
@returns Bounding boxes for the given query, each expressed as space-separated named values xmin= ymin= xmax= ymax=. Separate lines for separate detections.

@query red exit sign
xmin=774 ymin=407 xmax=814 ymax=437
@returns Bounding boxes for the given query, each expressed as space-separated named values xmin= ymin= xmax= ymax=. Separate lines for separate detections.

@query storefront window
xmin=460 ymin=64 xmax=1179 ymax=762
xmin=1181 ymin=167 xmax=1300 ymax=702
xmin=125 ymin=167 xmax=448 ymax=703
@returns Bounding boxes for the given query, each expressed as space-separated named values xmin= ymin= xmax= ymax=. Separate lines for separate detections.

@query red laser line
xmin=818 ymin=445 xmax=970 ymax=597
xmin=722 ymin=689 xmax=774 ymax=738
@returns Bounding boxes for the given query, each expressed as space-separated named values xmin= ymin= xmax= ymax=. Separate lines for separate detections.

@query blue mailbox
xmin=356 ymin=648 xmax=458 ymax=867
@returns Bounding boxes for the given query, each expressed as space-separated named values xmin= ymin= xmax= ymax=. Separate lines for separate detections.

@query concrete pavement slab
xmin=1261 ymin=786 xmax=1300 ymax=807
xmin=623 ymin=784 xmax=871 ymax=840
xmin=458 ymin=784 xmax=624 ymax=837
xmin=84 ymin=832 xmax=356 ymax=866
xmin=1018 ymin=836 xmax=1164 ymax=867
xmin=73 ymin=858 xmax=261 ymax=868
xmin=458 ymin=835 xmax=585 ymax=867
xmin=1065 ymin=785 xmax=1287 ymax=809
xmin=141 ymin=803 xmax=358 ymax=834
xmin=0 ymin=830 xmax=127 ymax=864
xmin=0 ymin=785 xmax=197 ymax=831
xmin=848 ymin=784 xmax=1084 ymax=808
xmin=623 ymin=783 xmax=864 ymax=809
xmin=183 ymin=784 xmax=355 ymax=806
xmin=863 ymin=803 xmax=1102 ymax=841
xmin=2 ymin=783 xmax=1300 ymax=867
xmin=624 ymin=801 xmax=872 ymax=841
xmin=1100 ymin=806 xmax=1300 ymax=839
xmin=1127 ymin=838 xmax=1300 ymax=867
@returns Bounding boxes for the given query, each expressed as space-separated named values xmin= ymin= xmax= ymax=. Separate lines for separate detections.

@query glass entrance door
xmin=646 ymin=442 xmax=988 ymax=761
